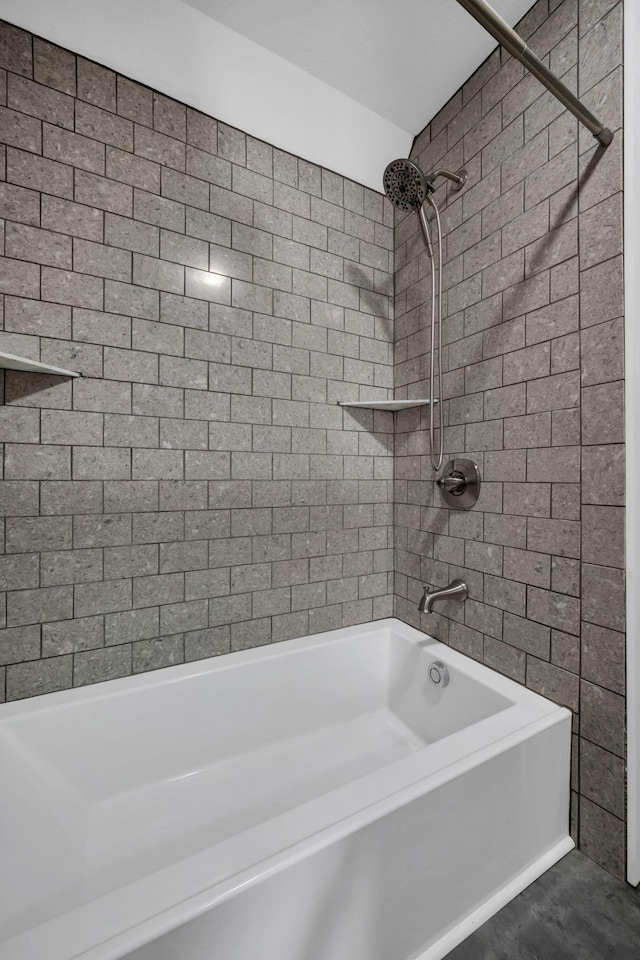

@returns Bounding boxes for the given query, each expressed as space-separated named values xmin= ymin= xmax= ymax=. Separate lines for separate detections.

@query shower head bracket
xmin=451 ymin=167 xmax=468 ymax=190
xmin=428 ymin=167 xmax=468 ymax=191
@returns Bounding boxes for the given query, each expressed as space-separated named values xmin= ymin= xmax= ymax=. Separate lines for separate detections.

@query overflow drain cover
xmin=429 ymin=662 xmax=449 ymax=687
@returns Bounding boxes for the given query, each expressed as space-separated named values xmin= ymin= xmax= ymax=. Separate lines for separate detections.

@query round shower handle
xmin=437 ymin=472 xmax=466 ymax=495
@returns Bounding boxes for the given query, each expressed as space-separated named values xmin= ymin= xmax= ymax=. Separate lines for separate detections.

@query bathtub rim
xmin=0 ymin=617 xmax=572 ymax=960
xmin=0 ymin=617 xmax=563 ymax=722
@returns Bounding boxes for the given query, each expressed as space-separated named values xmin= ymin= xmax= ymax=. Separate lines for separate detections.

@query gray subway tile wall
xmin=0 ymin=20 xmax=395 ymax=702
xmin=393 ymin=0 xmax=625 ymax=877
xmin=0 ymin=1 xmax=628 ymax=881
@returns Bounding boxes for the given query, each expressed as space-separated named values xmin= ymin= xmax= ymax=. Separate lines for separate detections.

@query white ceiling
xmin=183 ymin=0 xmax=535 ymax=134
xmin=0 ymin=0 xmax=535 ymax=188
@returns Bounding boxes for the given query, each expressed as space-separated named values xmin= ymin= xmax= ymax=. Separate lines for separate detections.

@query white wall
xmin=0 ymin=0 xmax=412 ymax=190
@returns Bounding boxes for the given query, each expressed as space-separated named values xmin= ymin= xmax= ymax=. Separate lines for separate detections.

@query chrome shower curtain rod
xmin=456 ymin=0 xmax=613 ymax=146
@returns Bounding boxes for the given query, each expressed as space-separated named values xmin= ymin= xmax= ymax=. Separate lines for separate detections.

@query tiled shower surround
xmin=0 ymin=0 xmax=628 ymax=879
xmin=394 ymin=0 xmax=625 ymax=875
xmin=0 ymin=20 xmax=395 ymax=699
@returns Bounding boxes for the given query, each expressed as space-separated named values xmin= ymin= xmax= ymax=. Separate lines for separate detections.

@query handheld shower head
xmin=383 ymin=158 xmax=428 ymax=211
xmin=383 ymin=160 xmax=468 ymax=210
xmin=383 ymin=156 xmax=455 ymax=474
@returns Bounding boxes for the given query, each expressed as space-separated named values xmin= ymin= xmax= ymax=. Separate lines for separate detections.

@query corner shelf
xmin=0 ymin=351 xmax=80 ymax=378
xmin=338 ymin=399 xmax=438 ymax=411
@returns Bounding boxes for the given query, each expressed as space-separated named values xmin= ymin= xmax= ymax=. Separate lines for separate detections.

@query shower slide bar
xmin=456 ymin=0 xmax=613 ymax=146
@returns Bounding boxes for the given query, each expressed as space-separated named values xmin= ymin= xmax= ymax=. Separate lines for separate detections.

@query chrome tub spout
xmin=418 ymin=579 xmax=468 ymax=614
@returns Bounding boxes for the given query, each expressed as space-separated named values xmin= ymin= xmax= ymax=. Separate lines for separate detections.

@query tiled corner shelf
xmin=0 ymin=351 xmax=80 ymax=378
xmin=338 ymin=399 xmax=437 ymax=411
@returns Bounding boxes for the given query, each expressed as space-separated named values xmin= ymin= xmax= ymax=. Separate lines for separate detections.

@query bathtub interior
xmin=0 ymin=621 xmax=514 ymax=943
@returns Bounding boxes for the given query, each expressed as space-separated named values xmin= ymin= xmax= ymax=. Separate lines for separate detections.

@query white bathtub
xmin=0 ymin=618 xmax=572 ymax=960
